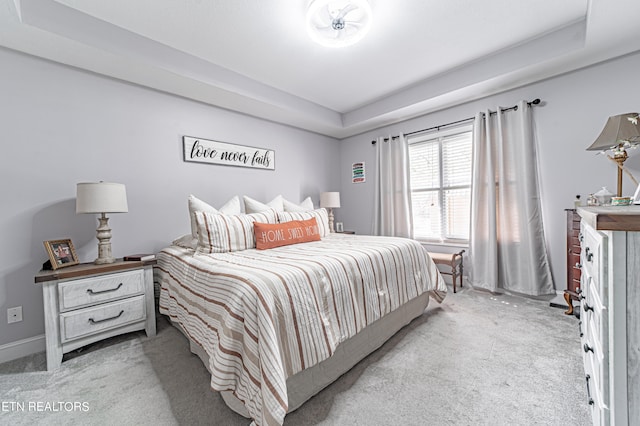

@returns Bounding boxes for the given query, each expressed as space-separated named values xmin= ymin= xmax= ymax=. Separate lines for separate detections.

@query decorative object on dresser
xmin=43 ymin=238 xmax=79 ymax=270
xmin=587 ymin=112 xmax=640 ymax=197
xmin=428 ymin=250 xmax=465 ymax=293
xmin=123 ymin=253 xmax=156 ymax=262
xmin=76 ymin=182 xmax=129 ymax=264
xmin=34 ymin=259 xmax=157 ymax=371
xmin=563 ymin=209 xmax=581 ymax=316
xmin=576 ymin=206 xmax=640 ymax=425
xmin=320 ymin=191 xmax=341 ymax=232
xmin=634 ymin=182 xmax=640 ymax=204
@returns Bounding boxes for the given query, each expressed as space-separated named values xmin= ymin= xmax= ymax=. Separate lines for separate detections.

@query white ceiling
xmin=2 ymin=0 xmax=640 ymax=138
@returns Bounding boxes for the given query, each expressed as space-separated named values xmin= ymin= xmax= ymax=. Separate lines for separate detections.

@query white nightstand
xmin=34 ymin=259 xmax=157 ymax=371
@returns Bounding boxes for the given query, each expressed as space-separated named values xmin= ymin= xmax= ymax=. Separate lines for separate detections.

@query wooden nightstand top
xmin=35 ymin=258 xmax=157 ymax=283
xmin=577 ymin=206 xmax=640 ymax=231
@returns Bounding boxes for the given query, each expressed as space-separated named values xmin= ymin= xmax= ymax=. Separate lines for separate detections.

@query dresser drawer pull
xmin=579 ymin=232 xmax=583 ymax=242
xmin=88 ymin=310 xmax=125 ymax=325
xmin=583 ymin=303 xmax=593 ymax=312
xmin=585 ymin=247 xmax=593 ymax=262
xmin=87 ymin=283 xmax=124 ymax=296
xmin=583 ymin=343 xmax=594 ymax=353
xmin=578 ymin=321 xmax=583 ymax=337
xmin=585 ymin=375 xmax=594 ymax=406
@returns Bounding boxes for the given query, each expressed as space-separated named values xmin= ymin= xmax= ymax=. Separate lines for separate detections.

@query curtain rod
xmin=371 ymin=98 xmax=541 ymax=145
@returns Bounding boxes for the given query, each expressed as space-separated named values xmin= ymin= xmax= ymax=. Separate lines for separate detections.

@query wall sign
xmin=183 ymin=136 xmax=275 ymax=170
xmin=352 ymin=162 xmax=365 ymax=183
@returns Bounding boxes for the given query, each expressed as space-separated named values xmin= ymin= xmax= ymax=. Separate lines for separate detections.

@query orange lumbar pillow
xmin=254 ymin=217 xmax=321 ymax=250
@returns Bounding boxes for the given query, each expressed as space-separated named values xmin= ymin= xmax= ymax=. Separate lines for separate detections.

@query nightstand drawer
xmin=59 ymin=295 xmax=146 ymax=342
xmin=58 ymin=269 xmax=144 ymax=312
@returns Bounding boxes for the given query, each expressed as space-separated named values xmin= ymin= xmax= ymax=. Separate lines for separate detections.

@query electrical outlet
xmin=7 ymin=306 xmax=22 ymax=324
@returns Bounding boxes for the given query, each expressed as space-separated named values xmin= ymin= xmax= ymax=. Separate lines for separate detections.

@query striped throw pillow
xmin=277 ymin=208 xmax=330 ymax=237
xmin=195 ymin=209 xmax=277 ymax=253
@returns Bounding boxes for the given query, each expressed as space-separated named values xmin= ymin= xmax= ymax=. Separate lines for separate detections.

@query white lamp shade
xmin=76 ymin=182 xmax=129 ymax=214
xmin=320 ymin=192 xmax=341 ymax=208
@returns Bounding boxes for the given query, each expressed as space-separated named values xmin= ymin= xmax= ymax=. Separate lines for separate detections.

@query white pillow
xmin=243 ymin=195 xmax=284 ymax=214
xmin=195 ymin=209 xmax=277 ymax=254
xmin=283 ymin=196 xmax=314 ymax=212
xmin=277 ymin=208 xmax=330 ymax=237
xmin=188 ymin=194 xmax=241 ymax=238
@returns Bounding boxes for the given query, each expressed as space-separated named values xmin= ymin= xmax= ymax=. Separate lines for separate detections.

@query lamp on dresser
xmin=587 ymin=113 xmax=640 ymax=197
xmin=76 ymin=182 xmax=128 ymax=264
xmin=320 ymin=191 xmax=341 ymax=233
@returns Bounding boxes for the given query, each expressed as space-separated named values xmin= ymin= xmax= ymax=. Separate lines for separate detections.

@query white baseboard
xmin=0 ymin=334 xmax=45 ymax=364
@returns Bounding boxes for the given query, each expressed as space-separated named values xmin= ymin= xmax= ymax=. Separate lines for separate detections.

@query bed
xmin=154 ymin=206 xmax=446 ymax=426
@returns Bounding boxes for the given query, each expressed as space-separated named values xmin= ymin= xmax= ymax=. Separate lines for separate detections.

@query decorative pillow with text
xmin=254 ymin=218 xmax=321 ymax=250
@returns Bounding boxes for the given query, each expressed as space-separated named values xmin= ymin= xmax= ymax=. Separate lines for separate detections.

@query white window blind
xmin=408 ymin=126 xmax=472 ymax=243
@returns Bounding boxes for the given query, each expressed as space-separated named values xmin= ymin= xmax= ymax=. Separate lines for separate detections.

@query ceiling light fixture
xmin=306 ymin=0 xmax=373 ymax=48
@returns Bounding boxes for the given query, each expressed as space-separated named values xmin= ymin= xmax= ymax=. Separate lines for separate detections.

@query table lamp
xmin=587 ymin=113 xmax=640 ymax=197
xmin=320 ymin=191 xmax=341 ymax=232
xmin=76 ymin=182 xmax=129 ymax=264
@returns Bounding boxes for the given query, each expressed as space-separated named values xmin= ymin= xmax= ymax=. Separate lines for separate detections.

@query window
xmin=408 ymin=125 xmax=472 ymax=243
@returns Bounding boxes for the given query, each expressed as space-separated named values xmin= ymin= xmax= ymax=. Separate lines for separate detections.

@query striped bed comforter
xmin=157 ymin=234 xmax=446 ymax=426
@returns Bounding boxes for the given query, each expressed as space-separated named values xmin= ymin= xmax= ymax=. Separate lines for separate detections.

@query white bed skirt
xmin=178 ymin=292 xmax=430 ymax=418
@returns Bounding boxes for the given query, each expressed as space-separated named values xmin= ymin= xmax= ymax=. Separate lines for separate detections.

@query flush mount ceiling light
xmin=306 ymin=0 xmax=373 ymax=48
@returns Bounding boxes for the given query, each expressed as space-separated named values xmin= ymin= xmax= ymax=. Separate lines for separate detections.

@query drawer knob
xmin=583 ymin=303 xmax=593 ymax=312
xmin=88 ymin=310 xmax=125 ymax=325
xmin=583 ymin=343 xmax=594 ymax=353
xmin=575 ymin=262 xmax=582 ymax=269
xmin=579 ymin=233 xmax=584 ymax=242
xmin=87 ymin=283 xmax=124 ymax=296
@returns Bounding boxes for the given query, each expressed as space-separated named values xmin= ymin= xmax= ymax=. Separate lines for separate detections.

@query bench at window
xmin=428 ymin=250 xmax=465 ymax=293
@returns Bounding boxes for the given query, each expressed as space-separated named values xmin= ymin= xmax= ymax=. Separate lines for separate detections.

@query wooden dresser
xmin=564 ymin=209 xmax=582 ymax=315
xmin=577 ymin=206 xmax=640 ymax=425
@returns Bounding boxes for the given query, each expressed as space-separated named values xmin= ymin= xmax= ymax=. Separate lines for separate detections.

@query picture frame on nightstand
xmin=633 ymin=182 xmax=640 ymax=204
xmin=43 ymin=238 xmax=79 ymax=270
xmin=336 ymin=222 xmax=344 ymax=233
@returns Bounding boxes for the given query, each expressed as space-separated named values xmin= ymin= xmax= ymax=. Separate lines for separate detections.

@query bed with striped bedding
xmin=156 ymin=233 xmax=446 ymax=426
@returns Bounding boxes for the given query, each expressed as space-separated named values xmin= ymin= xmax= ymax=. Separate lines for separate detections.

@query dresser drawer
xmin=58 ymin=270 xmax=145 ymax=312
xmin=580 ymin=223 xmax=604 ymax=291
xmin=59 ymin=295 xmax=146 ymax=342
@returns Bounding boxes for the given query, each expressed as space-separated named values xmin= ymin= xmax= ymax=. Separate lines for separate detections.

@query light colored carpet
xmin=0 ymin=288 xmax=589 ymax=425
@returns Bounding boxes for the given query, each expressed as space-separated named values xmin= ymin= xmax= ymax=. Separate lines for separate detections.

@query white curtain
xmin=373 ymin=135 xmax=413 ymax=238
xmin=469 ymin=101 xmax=554 ymax=296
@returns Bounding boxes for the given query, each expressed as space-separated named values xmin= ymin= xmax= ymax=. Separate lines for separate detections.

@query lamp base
xmin=328 ymin=208 xmax=335 ymax=233
xmin=94 ymin=213 xmax=116 ymax=264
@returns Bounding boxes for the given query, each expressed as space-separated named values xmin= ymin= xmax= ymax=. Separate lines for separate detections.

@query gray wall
xmin=339 ymin=51 xmax=640 ymax=293
xmin=0 ymin=47 xmax=340 ymax=347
